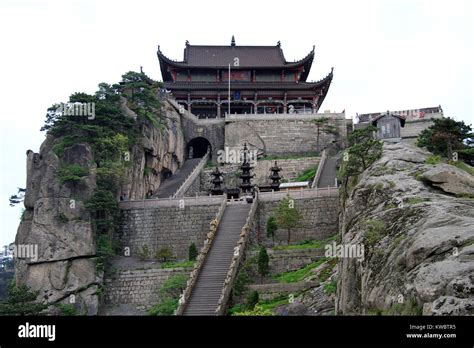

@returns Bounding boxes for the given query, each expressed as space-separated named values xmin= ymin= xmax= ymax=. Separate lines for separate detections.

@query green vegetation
xmin=233 ymin=304 xmax=274 ymax=316
xmin=56 ymin=303 xmax=78 ymax=316
xmin=233 ymin=256 xmax=257 ymax=296
xmin=161 ymin=260 xmax=194 ymax=269
xmin=338 ymin=125 xmax=383 ymax=201
xmin=188 ymin=243 xmax=198 ymax=262
xmin=417 ymin=117 xmax=473 ymax=162
xmin=266 ymin=216 xmax=277 ymax=241
xmin=363 ymin=219 xmax=387 ymax=248
xmin=273 ymin=235 xmax=337 ymax=250
xmin=406 ymin=197 xmax=425 ymax=205
xmin=41 ymin=71 xmax=165 ymax=271
xmin=138 ymin=245 xmax=150 ymax=260
xmin=246 ymin=290 xmax=259 ymax=309
xmin=155 ymin=248 xmax=174 ymax=262
xmin=426 ymin=154 xmax=442 ymax=165
xmin=262 ymin=153 xmax=318 ymax=161
xmin=312 ymin=117 xmax=337 ymax=153
xmin=371 ymin=298 xmax=423 ymax=316
xmin=274 ymin=195 xmax=303 ymax=245
xmin=257 ymin=246 xmax=269 ymax=278
xmin=295 ymin=166 xmax=317 ymax=182
xmin=148 ymin=274 xmax=187 ymax=316
xmin=273 ymin=258 xmax=327 ymax=283
xmin=451 ymin=160 xmax=474 ymax=176
xmin=323 ymin=280 xmax=337 ymax=295
xmin=318 ymin=258 xmax=338 ymax=282
xmin=57 ymin=164 xmax=89 ymax=185
xmin=0 ymin=283 xmax=47 ymax=315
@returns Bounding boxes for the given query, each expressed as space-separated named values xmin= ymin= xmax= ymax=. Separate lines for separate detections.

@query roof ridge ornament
xmin=277 ymin=41 xmax=281 ymax=47
xmin=231 ymin=35 xmax=236 ymax=47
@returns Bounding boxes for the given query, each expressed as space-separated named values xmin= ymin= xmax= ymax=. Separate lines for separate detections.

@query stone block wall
xmin=118 ymin=202 xmax=221 ymax=259
xmin=254 ymin=196 xmax=339 ymax=247
xmin=200 ymin=157 xmax=320 ymax=192
xmin=104 ymin=266 xmax=190 ymax=307
xmin=225 ymin=113 xmax=347 ymax=156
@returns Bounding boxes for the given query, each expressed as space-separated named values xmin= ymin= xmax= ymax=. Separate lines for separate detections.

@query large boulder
xmin=421 ymin=163 xmax=474 ymax=196
xmin=337 ymin=142 xmax=474 ymax=315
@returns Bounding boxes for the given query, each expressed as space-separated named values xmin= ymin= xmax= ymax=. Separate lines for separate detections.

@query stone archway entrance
xmin=187 ymin=137 xmax=212 ymax=159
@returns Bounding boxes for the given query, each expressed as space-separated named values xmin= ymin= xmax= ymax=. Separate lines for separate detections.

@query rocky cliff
xmin=337 ymin=142 xmax=474 ymax=315
xmin=15 ymin=98 xmax=185 ymax=314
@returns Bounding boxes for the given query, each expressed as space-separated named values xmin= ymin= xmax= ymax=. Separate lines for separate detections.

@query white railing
xmin=259 ymin=187 xmax=338 ymax=201
xmin=173 ymin=150 xmax=210 ymax=198
xmin=176 ymin=194 xmax=227 ymax=315
xmin=118 ymin=194 xmax=223 ymax=210
xmin=312 ymin=149 xmax=327 ymax=189
xmin=215 ymin=192 xmax=259 ymax=315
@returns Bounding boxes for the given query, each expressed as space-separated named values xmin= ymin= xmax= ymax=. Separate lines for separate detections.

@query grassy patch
xmin=405 ymin=197 xmax=425 ymax=205
xmin=318 ymin=258 xmax=338 ymax=282
xmin=273 ymin=235 xmax=337 ymax=251
xmin=295 ymin=166 xmax=318 ymax=182
xmin=323 ymin=280 xmax=337 ymax=295
xmin=426 ymin=154 xmax=442 ymax=165
xmin=161 ymin=260 xmax=194 ymax=269
xmin=262 ymin=153 xmax=318 ymax=161
xmin=273 ymin=258 xmax=327 ymax=283
xmin=363 ymin=219 xmax=386 ymax=248
xmin=451 ymin=160 xmax=474 ymax=176
xmin=229 ymin=295 xmax=288 ymax=315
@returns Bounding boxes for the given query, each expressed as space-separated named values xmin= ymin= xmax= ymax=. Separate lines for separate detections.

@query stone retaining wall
xmin=118 ymin=203 xmax=221 ymax=259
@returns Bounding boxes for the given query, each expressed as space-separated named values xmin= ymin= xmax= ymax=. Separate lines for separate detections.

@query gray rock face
xmin=16 ymin=139 xmax=100 ymax=313
xmin=14 ymin=100 xmax=186 ymax=315
xmin=422 ymin=163 xmax=474 ymax=196
xmin=337 ymin=142 xmax=474 ymax=315
xmin=122 ymin=101 xmax=185 ymax=200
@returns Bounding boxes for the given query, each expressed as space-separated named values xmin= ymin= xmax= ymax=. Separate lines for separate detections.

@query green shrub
xmin=426 ymin=154 xmax=442 ymax=165
xmin=155 ymin=248 xmax=173 ymax=262
xmin=56 ymin=303 xmax=78 ymax=316
xmin=0 ymin=283 xmax=47 ymax=315
xmin=323 ymin=280 xmax=337 ymax=295
xmin=363 ymin=219 xmax=386 ymax=248
xmin=257 ymin=246 xmax=269 ymax=277
xmin=138 ymin=245 xmax=150 ymax=260
xmin=96 ymin=234 xmax=114 ymax=257
xmin=233 ymin=304 xmax=274 ymax=316
xmin=246 ymin=291 xmax=259 ymax=309
xmin=57 ymin=164 xmax=89 ymax=185
xmin=266 ymin=216 xmax=277 ymax=239
xmin=188 ymin=243 xmax=198 ymax=261
xmin=148 ymin=274 xmax=187 ymax=316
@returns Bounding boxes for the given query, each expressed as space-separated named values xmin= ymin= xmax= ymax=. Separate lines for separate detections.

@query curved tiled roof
xmin=157 ymin=43 xmax=315 ymax=81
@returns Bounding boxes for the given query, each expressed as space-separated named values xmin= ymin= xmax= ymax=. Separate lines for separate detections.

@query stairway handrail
xmin=173 ymin=150 xmax=210 ymax=198
xmin=215 ymin=193 xmax=259 ymax=315
xmin=312 ymin=149 xmax=327 ymax=189
xmin=175 ymin=194 xmax=227 ymax=315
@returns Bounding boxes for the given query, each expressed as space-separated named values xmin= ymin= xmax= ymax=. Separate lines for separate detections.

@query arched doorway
xmin=187 ymin=137 xmax=212 ymax=159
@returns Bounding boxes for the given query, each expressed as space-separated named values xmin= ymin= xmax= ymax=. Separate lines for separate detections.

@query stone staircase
xmin=317 ymin=156 xmax=339 ymax=188
xmin=153 ymin=158 xmax=202 ymax=198
xmin=183 ymin=203 xmax=251 ymax=315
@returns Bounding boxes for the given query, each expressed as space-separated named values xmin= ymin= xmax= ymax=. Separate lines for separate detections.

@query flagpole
xmin=228 ymin=63 xmax=231 ymax=116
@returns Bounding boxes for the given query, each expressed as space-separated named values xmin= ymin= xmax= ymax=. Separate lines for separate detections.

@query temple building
xmin=157 ymin=36 xmax=333 ymax=118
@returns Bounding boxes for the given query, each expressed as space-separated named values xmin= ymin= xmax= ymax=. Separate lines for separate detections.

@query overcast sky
xmin=0 ymin=0 xmax=472 ymax=247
